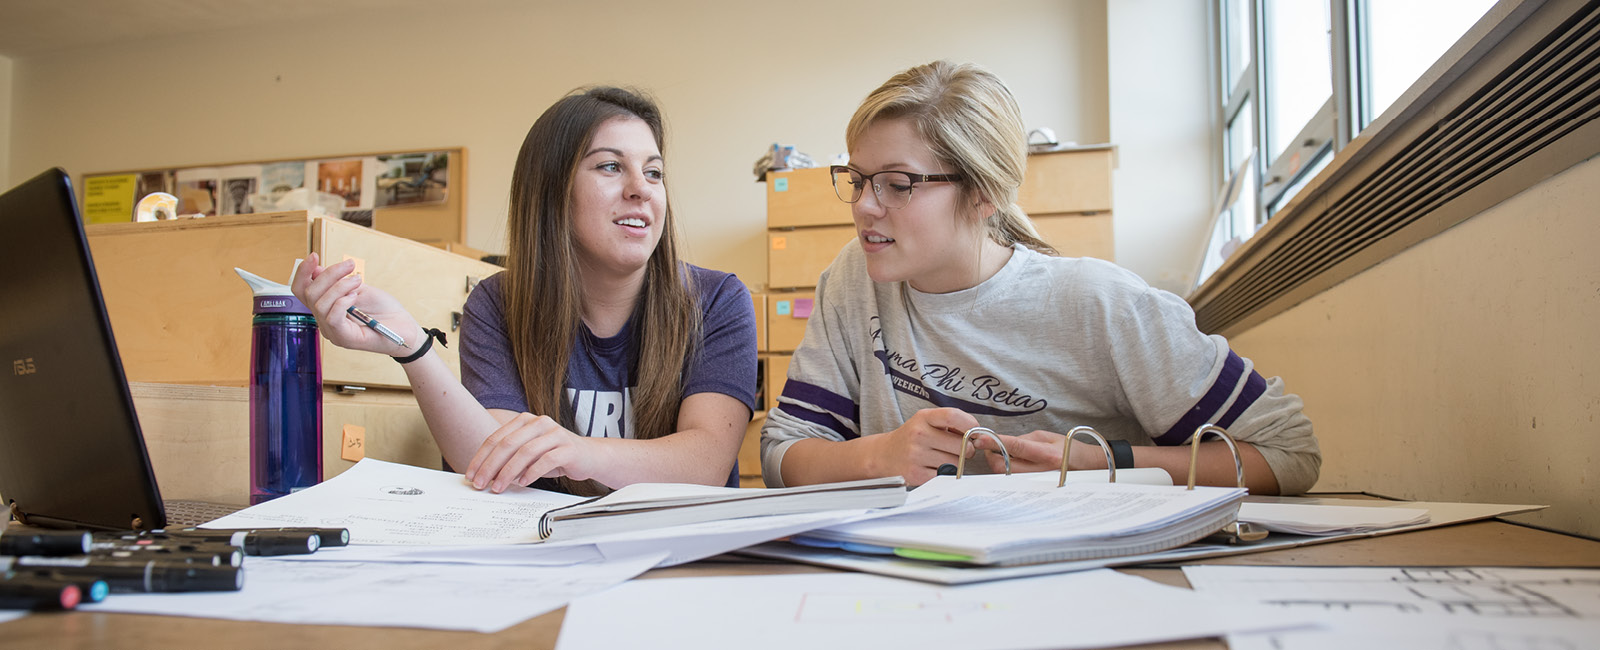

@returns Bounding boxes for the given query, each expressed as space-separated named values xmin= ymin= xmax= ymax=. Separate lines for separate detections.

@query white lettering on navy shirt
xmin=566 ymin=387 xmax=635 ymax=439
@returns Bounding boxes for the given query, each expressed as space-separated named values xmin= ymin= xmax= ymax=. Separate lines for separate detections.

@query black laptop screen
xmin=0 ymin=168 xmax=166 ymax=530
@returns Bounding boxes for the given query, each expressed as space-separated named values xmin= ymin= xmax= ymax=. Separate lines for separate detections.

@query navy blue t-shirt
xmin=459 ymin=265 xmax=758 ymax=489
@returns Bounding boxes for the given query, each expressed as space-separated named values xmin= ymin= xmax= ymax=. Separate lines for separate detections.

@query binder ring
xmin=1058 ymin=426 xmax=1116 ymax=488
xmin=955 ymin=427 xmax=1010 ymax=478
xmin=1186 ymin=424 xmax=1269 ymax=543
xmin=1185 ymin=424 xmax=1245 ymax=490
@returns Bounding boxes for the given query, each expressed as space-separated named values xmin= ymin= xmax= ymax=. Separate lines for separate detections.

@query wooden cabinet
xmin=86 ymin=211 xmax=502 ymax=390
xmin=765 ymin=290 xmax=814 ymax=353
xmin=129 ymin=382 xmax=442 ymax=505
xmin=1020 ymin=146 xmax=1116 ymax=261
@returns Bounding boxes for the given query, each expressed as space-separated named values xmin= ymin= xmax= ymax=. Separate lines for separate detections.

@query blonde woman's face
xmin=849 ymin=118 xmax=988 ymax=293
xmin=570 ymin=117 xmax=666 ymax=279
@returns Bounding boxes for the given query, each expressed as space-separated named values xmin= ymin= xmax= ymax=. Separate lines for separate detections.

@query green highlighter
xmin=893 ymin=547 xmax=974 ymax=562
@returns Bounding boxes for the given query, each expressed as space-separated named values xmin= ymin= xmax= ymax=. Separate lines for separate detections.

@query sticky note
xmin=793 ymin=298 xmax=814 ymax=319
xmin=341 ymin=254 xmax=366 ymax=279
xmin=341 ymin=424 xmax=366 ymax=462
xmin=771 ymin=236 xmax=787 ymax=250
xmin=774 ymin=178 xmax=789 ymax=192
xmin=776 ymin=300 xmax=791 ymax=316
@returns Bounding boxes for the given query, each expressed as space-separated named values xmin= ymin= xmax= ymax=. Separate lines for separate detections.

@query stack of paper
xmin=803 ymin=473 xmax=1246 ymax=565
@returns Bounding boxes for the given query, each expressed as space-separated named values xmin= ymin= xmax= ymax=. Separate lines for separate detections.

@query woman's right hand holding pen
xmin=860 ymin=407 xmax=980 ymax=487
xmin=291 ymin=252 xmax=421 ymax=355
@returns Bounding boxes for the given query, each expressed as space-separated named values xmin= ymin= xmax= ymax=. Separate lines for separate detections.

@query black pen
xmin=346 ymin=306 xmax=408 ymax=348
xmin=89 ymin=540 xmax=243 ymax=567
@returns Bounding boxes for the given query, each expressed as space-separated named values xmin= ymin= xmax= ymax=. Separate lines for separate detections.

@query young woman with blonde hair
xmin=761 ymin=61 xmax=1320 ymax=495
xmin=295 ymin=87 xmax=757 ymax=496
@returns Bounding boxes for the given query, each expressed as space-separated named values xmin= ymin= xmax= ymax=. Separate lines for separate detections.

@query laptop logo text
xmin=12 ymin=358 xmax=36 ymax=375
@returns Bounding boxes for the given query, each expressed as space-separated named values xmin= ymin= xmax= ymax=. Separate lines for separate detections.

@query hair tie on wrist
xmin=394 ymin=327 xmax=448 ymax=364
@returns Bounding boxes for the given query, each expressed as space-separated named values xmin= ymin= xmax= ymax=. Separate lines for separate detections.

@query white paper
xmin=1237 ymin=502 xmax=1429 ymax=534
xmin=556 ymin=568 xmax=1313 ymax=650
xmin=1183 ymin=566 xmax=1600 ymax=650
xmin=202 ymin=458 xmax=586 ymax=545
xmin=81 ymin=552 xmax=666 ymax=632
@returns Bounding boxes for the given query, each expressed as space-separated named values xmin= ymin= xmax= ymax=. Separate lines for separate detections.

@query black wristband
xmin=393 ymin=327 xmax=449 ymax=364
xmin=1107 ymin=439 xmax=1135 ymax=469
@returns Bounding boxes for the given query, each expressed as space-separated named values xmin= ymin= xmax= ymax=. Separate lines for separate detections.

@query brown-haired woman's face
xmin=570 ymin=117 xmax=666 ymax=279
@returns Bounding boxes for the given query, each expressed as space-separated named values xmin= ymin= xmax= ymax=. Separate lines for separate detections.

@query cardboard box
xmin=767 ymin=167 xmax=853 ymax=228
xmin=1018 ymin=148 xmax=1115 ymax=215
xmin=1032 ymin=213 xmax=1115 ymax=262
xmin=768 ymin=226 xmax=855 ymax=289
xmin=765 ymin=290 xmax=815 ymax=352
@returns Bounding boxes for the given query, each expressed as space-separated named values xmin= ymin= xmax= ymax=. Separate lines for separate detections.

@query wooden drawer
xmin=86 ymin=211 xmax=502 ymax=389
xmin=1018 ymin=148 xmax=1115 ymax=215
xmin=738 ymin=413 xmax=765 ymax=482
xmin=1032 ymin=213 xmax=1115 ymax=262
xmin=765 ymin=290 xmax=815 ymax=352
xmin=752 ymin=292 xmax=767 ymax=352
xmin=767 ymin=167 xmax=853 ymax=229
xmin=130 ymin=382 xmax=442 ymax=506
xmin=768 ymin=226 xmax=854 ymax=290
xmin=764 ymin=353 xmax=792 ymax=413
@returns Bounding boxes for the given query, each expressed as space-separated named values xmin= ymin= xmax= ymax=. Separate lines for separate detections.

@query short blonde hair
xmin=846 ymin=61 xmax=1056 ymax=255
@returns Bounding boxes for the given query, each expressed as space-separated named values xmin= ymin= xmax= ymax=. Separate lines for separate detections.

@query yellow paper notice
xmin=83 ymin=175 xmax=137 ymax=224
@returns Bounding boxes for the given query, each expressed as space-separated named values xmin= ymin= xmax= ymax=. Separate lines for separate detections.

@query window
xmin=1201 ymin=0 xmax=1499 ymax=286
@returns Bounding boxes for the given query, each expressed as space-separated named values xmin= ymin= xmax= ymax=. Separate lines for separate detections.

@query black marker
xmin=0 ymin=577 xmax=81 ymax=610
xmin=0 ymin=529 xmax=91 ymax=557
xmin=90 ymin=542 xmax=243 ymax=568
xmin=3 ymin=571 xmax=110 ymax=603
xmin=167 ymin=526 xmax=349 ymax=548
xmin=936 ymin=463 xmax=958 ymax=476
xmin=113 ymin=529 xmax=320 ymax=556
xmin=4 ymin=556 xmax=243 ymax=593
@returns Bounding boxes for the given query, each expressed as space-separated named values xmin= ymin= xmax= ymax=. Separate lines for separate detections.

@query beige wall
xmin=1106 ymin=0 xmax=1214 ymax=295
xmin=1229 ymin=154 xmax=1600 ymax=537
xmin=6 ymin=0 xmax=1110 ymax=286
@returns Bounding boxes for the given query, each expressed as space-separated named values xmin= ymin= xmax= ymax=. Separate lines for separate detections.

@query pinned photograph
xmin=376 ymin=151 xmax=449 ymax=208
xmin=318 ymin=159 xmax=363 ymax=208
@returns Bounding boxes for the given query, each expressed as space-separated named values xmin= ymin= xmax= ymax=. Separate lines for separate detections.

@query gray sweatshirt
xmin=761 ymin=243 xmax=1321 ymax=494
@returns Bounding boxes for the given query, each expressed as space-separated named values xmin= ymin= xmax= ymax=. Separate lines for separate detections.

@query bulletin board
xmin=81 ymin=147 xmax=467 ymax=245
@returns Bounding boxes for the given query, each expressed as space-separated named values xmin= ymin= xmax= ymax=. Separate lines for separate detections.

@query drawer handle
xmin=465 ymin=275 xmax=483 ymax=294
xmin=452 ymin=311 xmax=463 ymax=332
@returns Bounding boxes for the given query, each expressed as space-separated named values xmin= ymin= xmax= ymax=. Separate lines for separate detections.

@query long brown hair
xmin=847 ymin=61 xmax=1057 ymax=256
xmin=502 ymin=87 xmax=700 ymax=495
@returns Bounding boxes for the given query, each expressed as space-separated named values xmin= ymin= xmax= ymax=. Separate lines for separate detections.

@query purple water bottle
xmin=236 ymin=268 xmax=322 ymax=504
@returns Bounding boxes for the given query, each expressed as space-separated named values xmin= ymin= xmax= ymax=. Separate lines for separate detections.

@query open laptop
xmin=0 ymin=168 xmax=238 ymax=531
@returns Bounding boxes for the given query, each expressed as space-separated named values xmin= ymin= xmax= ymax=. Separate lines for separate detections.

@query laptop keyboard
xmin=163 ymin=500 xmax=245 ymax=527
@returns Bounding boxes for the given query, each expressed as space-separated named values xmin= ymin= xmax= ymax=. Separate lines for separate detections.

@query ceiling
xmin=0 ymin=0 xmax=453 ymax=59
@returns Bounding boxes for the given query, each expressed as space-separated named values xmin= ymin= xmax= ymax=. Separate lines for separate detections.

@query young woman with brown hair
xmin=294 ymin=87 xmax=757 ymax=496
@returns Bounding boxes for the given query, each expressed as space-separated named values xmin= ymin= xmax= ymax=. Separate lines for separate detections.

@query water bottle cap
xmin=235 ymin=267 xmax=313 ymax=315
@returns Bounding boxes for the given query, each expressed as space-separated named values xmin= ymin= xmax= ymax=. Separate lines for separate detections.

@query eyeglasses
xmin=829 ymin=165 xmax=962 ymax=209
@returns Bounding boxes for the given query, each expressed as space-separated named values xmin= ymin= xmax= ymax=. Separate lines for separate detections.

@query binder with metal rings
xmin=1185 ymin=423 xmax=1268 ymax=543
xmin=954 ymin=427 xmax=1010 ymax=478
xmin=1058 ymin=426 xmax=1117 ymax=487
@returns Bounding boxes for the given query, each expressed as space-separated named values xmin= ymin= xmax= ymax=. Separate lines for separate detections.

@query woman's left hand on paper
xmin=464 ymin=412 xmax=601 ymax=493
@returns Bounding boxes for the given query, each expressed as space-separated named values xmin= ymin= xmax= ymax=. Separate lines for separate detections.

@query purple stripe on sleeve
xmin=1215 ymin=370 xmax=1267 ymax=429
xmin=773 ymin=405 xmax=859 ymax=441
xmin=1156 ymin=350 xmax=1246 ymax=445
xmin=781 ymin=379 xmax=860 ymax=424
